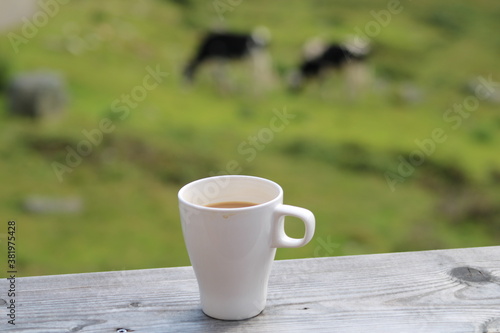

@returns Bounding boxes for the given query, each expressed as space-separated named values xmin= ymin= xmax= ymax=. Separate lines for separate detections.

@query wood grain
xmin=1 ymin=246 xmax=500 ymax=332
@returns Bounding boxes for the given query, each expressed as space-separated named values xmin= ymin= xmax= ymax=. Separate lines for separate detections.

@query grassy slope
xmin=0 ymin=0 xmax=499 ymax=276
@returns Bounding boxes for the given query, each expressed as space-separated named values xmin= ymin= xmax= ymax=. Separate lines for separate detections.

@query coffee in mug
xmin=178 ymin=175 xmax=315 ymax=320
xmin=205 ymin=201 xmax=258 ymax=209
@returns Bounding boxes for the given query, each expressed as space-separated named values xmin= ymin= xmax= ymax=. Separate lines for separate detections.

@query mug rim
xmin=178 ymin=175 xmax=283 ymax=211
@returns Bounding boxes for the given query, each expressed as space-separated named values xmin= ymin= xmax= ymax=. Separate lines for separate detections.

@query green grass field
xmin=0 ymin=0 xmax=499 ymax=276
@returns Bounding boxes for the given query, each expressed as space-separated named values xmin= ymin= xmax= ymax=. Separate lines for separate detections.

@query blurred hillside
xmin=0 ymin=0 xmax=499 ymax=276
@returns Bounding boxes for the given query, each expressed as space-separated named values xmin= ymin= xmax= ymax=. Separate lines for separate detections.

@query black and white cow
xmin=183 ymin=27 xmax=274 ymax=92
xmin=288 ymin=37 xmax=371 ymax=98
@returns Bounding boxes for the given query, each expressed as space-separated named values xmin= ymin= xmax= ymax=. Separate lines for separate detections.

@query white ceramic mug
xmin=178 ymin=175 xmax=315 ymax=320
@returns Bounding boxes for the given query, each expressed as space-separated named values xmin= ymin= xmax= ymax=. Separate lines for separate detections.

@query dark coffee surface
xmin=205 ymin=201 xmax=258 ymax=208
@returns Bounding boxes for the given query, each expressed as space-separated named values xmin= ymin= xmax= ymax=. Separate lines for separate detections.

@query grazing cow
xmin=183 ymin=27 xmax=274 ymax=92
xmin=288 ymin=37 xmax=371 ymax=98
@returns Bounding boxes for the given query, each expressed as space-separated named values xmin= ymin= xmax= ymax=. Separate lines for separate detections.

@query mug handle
xmin=271 ymin=205 xmax=315 ymax=248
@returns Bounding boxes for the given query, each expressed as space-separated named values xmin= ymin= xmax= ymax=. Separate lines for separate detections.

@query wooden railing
xmin=2 ymin=246 xmax=500 ymax=332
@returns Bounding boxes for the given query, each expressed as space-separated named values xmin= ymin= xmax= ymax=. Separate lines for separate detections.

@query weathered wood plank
xmin=1 ymin=246 xmax=500 ymax=332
